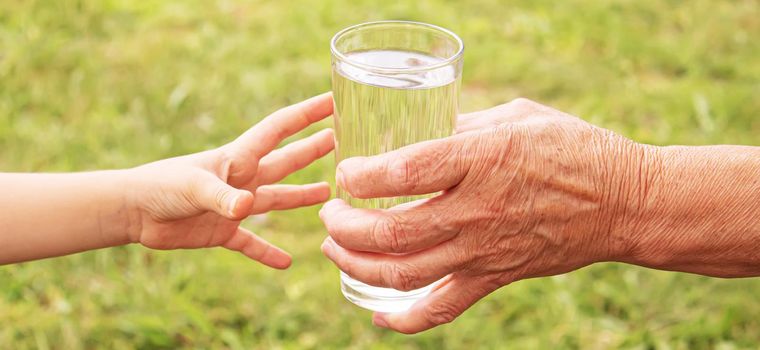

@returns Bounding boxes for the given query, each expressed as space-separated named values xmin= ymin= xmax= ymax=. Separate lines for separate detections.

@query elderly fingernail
xmin=336 ymin=167 xmax=346 ymax=189
xmin=321 ymin=239 xmax=334 ymax=258
xmin=373 ymin=314 xmax=389 ymax=329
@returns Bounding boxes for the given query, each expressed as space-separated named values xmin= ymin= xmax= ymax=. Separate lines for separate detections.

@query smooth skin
xmin=320 ymin=98 xmax=760 ymax=334
xmin=1 ymin=93 xmax=335 ymax=268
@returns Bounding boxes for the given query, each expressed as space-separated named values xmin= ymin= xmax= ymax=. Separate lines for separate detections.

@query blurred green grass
xmin=1 ymin=0 xmax=759 ymax=348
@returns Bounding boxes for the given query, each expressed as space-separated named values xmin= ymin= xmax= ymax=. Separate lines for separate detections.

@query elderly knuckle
xmin=371 ymin=216 xmax=408 ymax=253
xmin=388 ymin=156 xmax=419 ymax=194
xmin=509 ymin=97 xmax=539 ymax=111
xmin=424 ymin=303 xmax=461 ymax=326
xmin=384 ymin=263 xmax=421 ymax=291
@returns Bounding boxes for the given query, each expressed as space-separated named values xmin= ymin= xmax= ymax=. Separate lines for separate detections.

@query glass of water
xmin=330 ymin=21 xmax=464 ymax=313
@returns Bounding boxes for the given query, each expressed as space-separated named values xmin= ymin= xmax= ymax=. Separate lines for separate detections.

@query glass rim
xmin=330 ymin=20 xmax=464 ymax=75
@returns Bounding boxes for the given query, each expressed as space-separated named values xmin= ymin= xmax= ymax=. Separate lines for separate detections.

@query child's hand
xmin=122 ymin=93 xmax=334 ymax=269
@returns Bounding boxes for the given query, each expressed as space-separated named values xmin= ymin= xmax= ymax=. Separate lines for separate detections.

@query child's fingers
xmin=228 ymin=92 xmax=333 ymax=160
xmin=222 ymin=227 xmax=292 ymax=269
xmin=193 ymin=174 xmax=254 ymax=221
xmin=254 ymin=128 xmax=334 ymax=186
xmin=250 ymin=182 xmax=331 ymax=215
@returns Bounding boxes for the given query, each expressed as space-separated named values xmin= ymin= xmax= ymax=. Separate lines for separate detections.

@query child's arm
xmin=0 ymin=171 xmax=134 ymax=264
xmin=0 ymin=93 xmax=335 ymax=267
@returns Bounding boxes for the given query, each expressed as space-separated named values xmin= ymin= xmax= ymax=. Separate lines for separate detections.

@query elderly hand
xmin=319 ymin=98 xmax=653 ymax=333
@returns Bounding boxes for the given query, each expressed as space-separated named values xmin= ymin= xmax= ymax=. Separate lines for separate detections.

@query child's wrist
xmin=104 ymin=169 xmax=143 ymax=245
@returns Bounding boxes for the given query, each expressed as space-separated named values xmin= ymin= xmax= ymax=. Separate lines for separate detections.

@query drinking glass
xmin=330 ymin=20 xmax=464 ymax=312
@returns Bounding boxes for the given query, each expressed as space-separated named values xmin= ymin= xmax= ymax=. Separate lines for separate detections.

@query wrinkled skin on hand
xmin=320 ymin=98 xmax=652 ymax=333
xmin=124 ymin=93 xmax=335 ymax=269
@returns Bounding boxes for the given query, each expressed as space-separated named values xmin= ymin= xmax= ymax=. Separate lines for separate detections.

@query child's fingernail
xmin=373 ymin=314 xmax=389 ymax=329
xmin=228 ymin=195 xmax=239 ymax=216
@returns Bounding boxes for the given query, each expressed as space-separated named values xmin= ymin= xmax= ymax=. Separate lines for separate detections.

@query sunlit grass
xmin=0 ymin=0 xmax=758 ymax=348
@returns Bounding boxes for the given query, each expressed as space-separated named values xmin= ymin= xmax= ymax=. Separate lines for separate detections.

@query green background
xmin=1 ymin=0 xmax=758 ymax=348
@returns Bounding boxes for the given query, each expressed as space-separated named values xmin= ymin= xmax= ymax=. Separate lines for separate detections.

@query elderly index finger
xmin=319 ymin=198 xmax=461 ymax=254
xmin=337 ymin=135 xmax=469 ymax=199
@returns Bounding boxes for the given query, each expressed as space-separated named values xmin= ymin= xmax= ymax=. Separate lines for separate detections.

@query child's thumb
xmin=195 ymin=177 xmax=254 ymax=220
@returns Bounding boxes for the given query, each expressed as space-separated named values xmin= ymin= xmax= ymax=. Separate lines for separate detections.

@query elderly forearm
xmin=624 ymin=145 xmax=760 ymax=277
xmin=0 ymin=171 xmax=132 ymax=264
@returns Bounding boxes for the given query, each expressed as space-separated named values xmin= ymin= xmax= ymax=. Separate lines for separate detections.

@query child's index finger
xmin=232 ymin=92 xmax=334 ymax=159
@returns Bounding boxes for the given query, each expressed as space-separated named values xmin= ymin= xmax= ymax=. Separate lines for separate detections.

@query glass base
xmin=340 ymin=272 xmax=434 ymax=313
